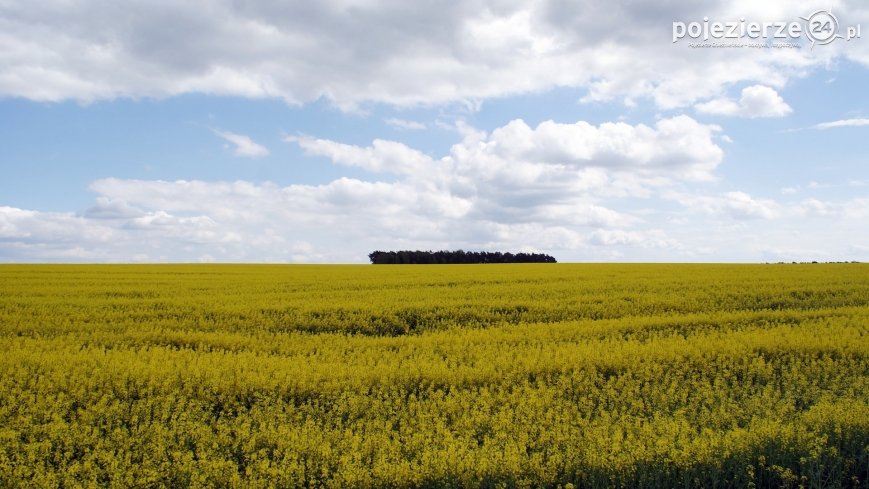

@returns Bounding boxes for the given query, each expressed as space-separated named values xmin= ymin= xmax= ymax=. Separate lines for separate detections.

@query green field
xmin=1 ymin=264 xmax=867 ymax=487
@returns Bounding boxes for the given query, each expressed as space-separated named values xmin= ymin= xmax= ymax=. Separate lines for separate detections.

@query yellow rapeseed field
xmin=0 ymin=264 xmax=867 ymax=487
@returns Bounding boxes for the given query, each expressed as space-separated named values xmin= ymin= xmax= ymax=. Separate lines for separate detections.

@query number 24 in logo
xmin=800 ymin=9 xmax=861 ymax=49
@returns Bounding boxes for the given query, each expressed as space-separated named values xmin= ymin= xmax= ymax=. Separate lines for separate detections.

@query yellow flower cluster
xmin=0 ymin=264 xmax=866 ymax=487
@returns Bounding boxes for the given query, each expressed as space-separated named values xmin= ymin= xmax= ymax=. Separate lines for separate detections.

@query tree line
xmin=368 ymin=250 xmax=557 ymax=264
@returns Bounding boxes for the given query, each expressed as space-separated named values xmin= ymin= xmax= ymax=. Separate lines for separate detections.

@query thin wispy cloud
xmin=213 ymin=130 xmax=269 ymax=158
xmin=385 ymin=118 xmax=426 ymax=130
xmin=814 ymin=118 xmax=869 ymax=130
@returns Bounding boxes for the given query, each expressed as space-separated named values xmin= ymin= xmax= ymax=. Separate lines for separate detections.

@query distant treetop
xmin=368 ymin=250 xmax=557 ymax=264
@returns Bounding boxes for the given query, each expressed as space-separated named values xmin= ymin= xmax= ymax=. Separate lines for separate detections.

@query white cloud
xmin=83 ymin=197 xmax=146 ymax=219
xmin=287 ymin=116 xmax=724 ymax=232
xmin=721 ymin=191 xmax=782 ymax=220
xmin=385 ymin=118 xmax=426 ymax=130
xmin=666 ymin=190 xmax=869 ymax=224
xmin=4 ymin=181 xmax=869 ymax=263
xmin=759 ymin=247 xmax=832 ymax=263
xmin=3 ymin=112 xmax=869 ymax=263
xmin=814 ymin=118 xmax=869 ymax=130
xmin=798 ymin=198 xmax=869 ymax=220
xmin=476 ymin=116 xmax=723 ymax=180
xmin=695 ymin=85 xmax=793 ymax=118
xmin=289 ymin=136 xmax=433 ymax=176
xmin=588 ymin=229 xmax=676 ymax=248
xmin=0 ymin=206 xmax=118 ymax=261
xmin=1 ymin=115 xmax=729 ymax=262
xmin=0 ymin=1 xmax=861 ymax=109
xmin=669 ymin=191 xmax=782 ymax=220
xmin=213 ymin=130 xmax=269 ymax=157
xmin=797 ymin=198 xmax=836 ymax=217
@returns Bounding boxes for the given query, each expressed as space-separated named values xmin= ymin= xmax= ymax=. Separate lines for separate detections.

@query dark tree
xmin=368 ymin=250 xmax=556 ymax=264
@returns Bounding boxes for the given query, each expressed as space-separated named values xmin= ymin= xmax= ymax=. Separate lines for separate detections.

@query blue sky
xmin=1 ymin=1 xmax=868 ymax=263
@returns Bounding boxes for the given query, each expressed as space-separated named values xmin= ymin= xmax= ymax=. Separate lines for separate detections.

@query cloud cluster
xmin=298 ymin=115 xmax=723 ymax=181
xmin=3 ymin=1 xmax=867 ymax=262
xmin=2 ymin=0 xmax=863 ymax=109
xmin=291 ymin=116 xmax=724 ymax=230
xmin=0 ymin=115 xmax=724 ymax=261
xmin=3 ymin=114 xmax=867 ymax=262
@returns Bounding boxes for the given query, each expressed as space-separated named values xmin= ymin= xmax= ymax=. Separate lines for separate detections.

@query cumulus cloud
xmin=4 ymin=182 xmax=869 ymax=264
xmin=0 ymin=200 xmax=320 ymax=263
xmin=293 ymin=115 xmax=723 ymax=183
xmin=213 ymin=130 xmax=269 ymax=157
xmin=83 ymin=197 xmax=146 ymax=219
xmin=3 ymin=113 xmax=868 ymax=263
xmin=3 ymin=2 xmax=869 ymax=264
xmin=286 ymin=116 xmax=724 ymax=234
xmin=695 ymin=85 xmax=793 ymax=118
xmin=0 ymin=206 xmax=118 ymax=261
xmin=483 ymin=116 xmax=723 ymax=180
xmin=718 ymin=191 xmax=782 ymax=219
xmin=1 ymin=115 xmax=728 ymax=262
xmin=0 ymin=1 xmax=861 ymax=109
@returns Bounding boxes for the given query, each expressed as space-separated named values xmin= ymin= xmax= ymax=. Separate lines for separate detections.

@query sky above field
xmin=1 ymin=0 xmax=868 ymax=263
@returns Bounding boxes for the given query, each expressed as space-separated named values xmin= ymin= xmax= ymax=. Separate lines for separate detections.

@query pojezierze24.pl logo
xmin=673 ymin=9 xmax=861 ymax=49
